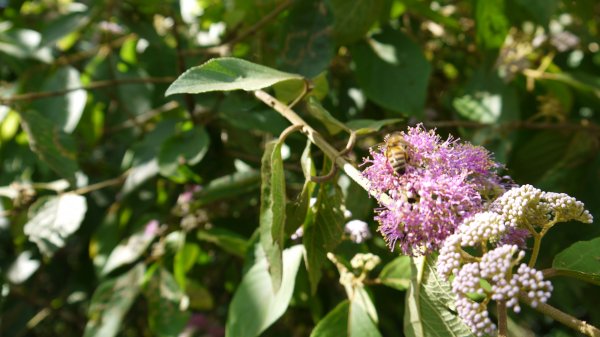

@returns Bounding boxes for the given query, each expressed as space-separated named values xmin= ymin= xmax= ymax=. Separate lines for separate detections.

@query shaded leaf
xmin=166 ymin=57 xmax=303 ymax=96
xmin=475 ymin=0 xmax=509 ymax=50
xmin=304 ymin=180 xmax=344 ymax=293
xmin=84 ymin=264 xmax=145 ymax=337
xmin=191 ymin=170 xmax=260 ymax=207
xmin=24 ymin=193 xmax=87 ymax=257
xmin=101 ymin=220 xmax=158 ymax=276
xmin=404 ymin=256 xmax=474 ymax=337
xmin=330 ymin=0 xmax=385 ymax=44
xmin=553 ymin=237 xmax=600 ymax=285
xmin=158 ymin=127 xmax=210 ymax=181
xmin=306 ymin=97 xmax=349 ymax=135
xmin=226 ymin=245 xmax=304 ymax=337
xmin=351 ymin=28 xmax=431 ymax=116
xmin=144 ymin=268 xmax=190 ymax=337
xmin=378 ymin=256 xmax=411 ymax=291
xmin=197 ymin=228 xmax=248 ymax=257
xmin=310 ymin=301 xmax=350 ymax=337
xmin=19 ymin=110 xmax=79 ymax=183
xmin=345 ymin=118 xmax=402 ymax=135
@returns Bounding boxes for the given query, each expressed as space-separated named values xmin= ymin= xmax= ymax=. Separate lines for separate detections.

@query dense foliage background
xmin=1 ymin=0 xmax=599 ymax=336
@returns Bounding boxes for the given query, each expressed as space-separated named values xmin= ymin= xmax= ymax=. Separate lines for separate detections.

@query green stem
xmin=253 ymin=90 xmax=393 ymax=207
xmin=520 ymin=295 xmax=600 ymax=337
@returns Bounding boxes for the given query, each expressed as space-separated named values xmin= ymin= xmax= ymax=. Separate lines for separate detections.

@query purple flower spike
xmin=362 ymin=124 xmax=503 ymax=255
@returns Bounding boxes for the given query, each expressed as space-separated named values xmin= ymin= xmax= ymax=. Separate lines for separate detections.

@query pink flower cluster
xmin=362 ymin=125 xmax=503 ymax=255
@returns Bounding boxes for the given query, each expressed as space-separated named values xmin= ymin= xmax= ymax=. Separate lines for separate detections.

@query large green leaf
xmin=329 ymin=0 xmax=385 ymax=44
xmin=23 ymin=193 xmax=87 ymax=257
xmin=226 ymin=245 xmax=304 ymax=337
xmin=310 ymin=301 xmax=350 ymax=337
xmin=144 ymin=267 xmax=190 ymax=337
xmin=30 ymin=66 xmax=86 ymax=133
xmin=404 ymin=256 xmax=474 ymax=337
xmin=19 ymin=109 xmax=79 ymax=183
xmin=378 ymin=256 xmax=411 ymax=291
xmin=304 ymin=180 xmax=344 ymax=293
xmin=351 ymin=28 xmax=431 ymax=117
xmin=84 ymin=264 xmax=145 ymax=337
xmin=553 ymin=237 xmax=600 ymax=285
xmin=158 ymin=126 xmax=210 ymax=182
xmin=165 ymin=57 xmax=303 ymax=96
xmin=259 ymin=140 xmax=286 ymax=292
xmin=349 ymin=290 xmax=382 ymax=337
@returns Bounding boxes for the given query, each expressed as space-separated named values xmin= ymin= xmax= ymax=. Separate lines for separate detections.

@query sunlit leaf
xmin=84 ymin=264 xmax=145 ymax=337
xmin=378 ymin=256 xmax=411 ymax=291
xmin=101 ymin=219 xmax=158 ymax=276
xmin=24 ymin=193 xmax=87 ymax=257
xmin=226 ymin=245 xmax=304 ymax=337
xmin=475 ymin=0 xmax=509 ymax=50
xmin=553 ymin=237 xmax=600 ymax=285
xmin=165 ymin=57 xmax=303 ymax=96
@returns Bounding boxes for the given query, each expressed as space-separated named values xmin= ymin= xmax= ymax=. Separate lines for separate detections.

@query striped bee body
xmin=385 ymin=132 xmax=409 ymax=175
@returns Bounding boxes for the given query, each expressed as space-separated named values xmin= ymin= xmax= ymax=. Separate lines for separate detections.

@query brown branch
xmin=71 ymin=172 xmax=128 ymax=195
xmin=183 ymin=0 xmax=294 ymax=57
xmin=497 ymin=300 xmax=508 ymax=337
xmin=0 ymin=77 xmax=175 ymax=104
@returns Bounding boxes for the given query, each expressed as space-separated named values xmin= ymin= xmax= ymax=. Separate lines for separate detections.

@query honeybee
xmin=385 ymin=132 xmax=409 ymax=175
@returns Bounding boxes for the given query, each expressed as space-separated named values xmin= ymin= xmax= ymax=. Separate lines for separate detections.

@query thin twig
xmin=254 ymin=90 xmax=393 ymax=207
xmin=497 ymin=300 xmax=508 ymax=337
xmin=520 ymin=294 xmax=600 ymax=337
xmin=183 ymin=0 xmax=294 ymax=57
xmin=72 ymin=173 xmax=128 ymax=195
xmin=0 ymin=77 xmax=175 ymax=104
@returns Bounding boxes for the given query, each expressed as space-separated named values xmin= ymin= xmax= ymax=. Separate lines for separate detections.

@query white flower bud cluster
xmin=344 ymin=220 xmax=372 ymax=244
xmin=454 ymin=296 xmax=496 ymax=337
xmin=458 ymin=212 xmax=507 ymax=246
xmin=350 ymin=253 xmax=381 ymax=272
xmin=436 ymin=234 xmax=462 ymax=280
xmin=480 ymin=245 xmax=524 ymax=311
xmin=514 ymin=264 xmax=553 ymax=309
xmin=541 ymin=192 xmax=593 ymax=224
xmin=493 ymin=184 xmax=543 ymax=228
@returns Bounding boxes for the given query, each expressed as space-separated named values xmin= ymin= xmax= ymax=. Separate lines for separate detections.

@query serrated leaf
xmin=330 ymin=0 xmax=385 ymax=44
xmin=278 ymin=0 xmax=333 ymax=77
xmin=378 ymin=256 xmax=411 ymax=291
xmin=259 ymin=140 xmax=287 ymax=292
xmin=144 ymin=268 xmax=190 ymax=337
xmin=19 ymin=109 xmax=79 ymax=183
xmin=306 ymin=97 xmax=349 ymax=135
xmin=158 ymin=127 xmax=210 ymax=181
xmin=165 ymin=57 xmax=303 ymax=96
xmin=31 ymin=66 xmax=86 ymax=133
xmin=553 ymin=237 xmax=600 ymax=285
xmin=351 ymin=28 xmax=431 ymax=117
xmin=101 ymin=220 xmax=158 ymax=276
xmin=226 ymin=245 xmax=304 ymax=337
xmin=23 ymin=193 xmax=87 ymax=257
xmin=404 ymin=256 xmax=475 ymax=337
xmin=84 ymin=264 xmax=145 ymax=337
xmin=304 ymin=181 xmax=344 ymax=293
xmin=346 ymin=118 xmax=402 ymax=135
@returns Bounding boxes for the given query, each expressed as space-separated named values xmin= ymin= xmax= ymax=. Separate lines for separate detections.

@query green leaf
xmin=226 ymin=245 xmax=304 ymax=337
xmin=84 ymin=264 xmax=145 ymax=337
xmin=191 ymin=170 xmax=260 ymax=206
xmin=90 ymin=205 xmax=121 ymax=275
xmin=329 ymin=0 xmax=385 ymax=44
xmin=304 ymin=181 xmax=345 ymax=293
xmin=144 ymin=268 xmax=190 ymax=337
xmin=101 ymin=220 xmax=158 ymax=276
xmin=19 ymin=109 xmax=79 ymax=183
xmin=404 ymin=256 xmax=474 ymax=337
xmin=23 ymin=193 xmax=87 ymax=258
xmin=378 ymin=256 xmax=411 ymax=291
xmin=286 ymin=140 xmax=316 ymax=236
xmin=278 ymin=0 xmax=334 ymax=77
xmin=0 ymin=28 xmax=52 ymax=62
xmin=512 ymin=0 xmax=558 ymax=26
xmin=174 ymin=242 xmax=200 ymax=289
xmin=306 ymin=97 xmax=349 ymax=135
xmin=197 ymin=228 xmax=248 ymax=257
xmin=349 ymin=289 xmax=382 ymax=337
xmin=345 ymin=118 xmax=402 ymax=135
xmin=30 ymin=66 xmax=86 ymax=133
xmin=259 ymin=140 xmax=287 ymax=292
xmin=165 ymin=57 xmax=303 ymax=96
xmin=351 ymin=28 xmax=431 ymax=117
xmin=310 ymin=301 xmax=350 ymax=337
xmin=553 ymin=237 xmax=600 ymax=285
xmin=158 ymin=127 xmax=210 ymax=181
xmin=475 ymin=0 xmax=509 ymax=50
